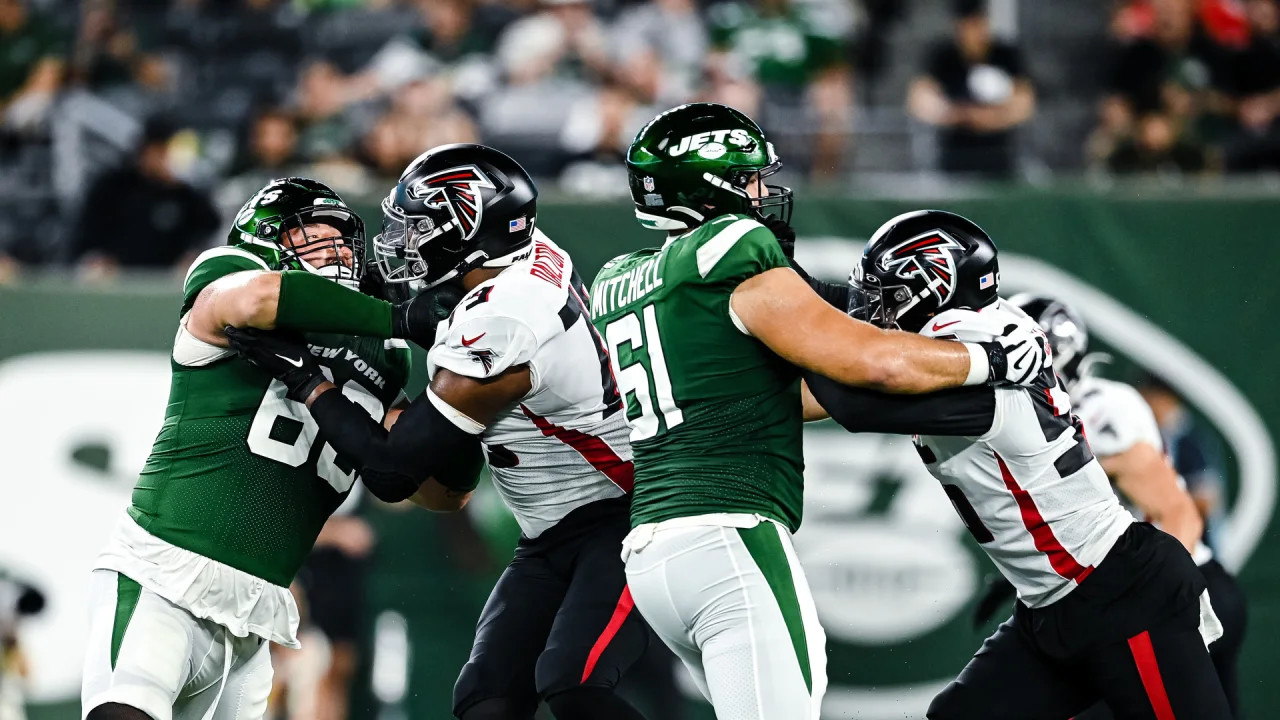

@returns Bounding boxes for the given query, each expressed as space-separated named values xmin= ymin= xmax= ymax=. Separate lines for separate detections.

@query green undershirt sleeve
xmin=274 ymin=270 xmax=394 ymax=338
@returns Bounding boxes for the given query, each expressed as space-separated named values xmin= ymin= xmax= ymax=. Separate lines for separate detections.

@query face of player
xmin=744 ymin=173 xmax=769 ymax=200
xmin=282 ymin=223 xmax=354 ymax=271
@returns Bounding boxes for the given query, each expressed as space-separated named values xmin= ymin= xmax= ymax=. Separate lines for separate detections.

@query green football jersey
xmin=127 ymin=249 xmax=411 ymax=587
xmin=589 ymin=214 xmax=804 ymax=531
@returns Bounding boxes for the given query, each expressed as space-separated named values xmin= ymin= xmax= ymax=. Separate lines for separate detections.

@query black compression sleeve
xmin=789 ymin=258 xmax=851 ymax=310
xmin=309 ymin=389 xmax=484 ymax=502
xmin=805 ymin=371 xmax=997 ymax=436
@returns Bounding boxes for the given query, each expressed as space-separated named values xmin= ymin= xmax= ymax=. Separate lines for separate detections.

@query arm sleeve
xmin=274 ymin=270 xmax=395 ymax=338
xmin=310 ymin=388 xmax=485 ymax=501
xmin=805 ymin=371 xmax=996 ymax=436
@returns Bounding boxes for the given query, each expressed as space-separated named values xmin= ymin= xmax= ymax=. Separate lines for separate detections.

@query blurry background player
xmin=798 ymin=209 xmax=1232 ymax=719
xmin=1015 ymin=294 xmax=1247 ymax=718
xmin=1138 ymin=371 xmax=1232 ymax=555
xmin=590 ymin=103 xmax=1049 ymax=720
xmin=225 ymin=144 xmax=653 ymax=720
xmin=0 ymin=571 xmax=43 ymax=720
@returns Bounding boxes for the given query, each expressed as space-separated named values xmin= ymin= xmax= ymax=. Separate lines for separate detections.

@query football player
xmin=80 ymin=178 xmax=454 ymax=720
xmin=225 ymin=144 xmax=651 ymax=720
xmin=800 ymin=209 xmax=1232 ymax=719
xmin=587 ymin=103 xmax=1050 ymax=719
xmin=1014 ymin=294 xmax=1247 ymax=719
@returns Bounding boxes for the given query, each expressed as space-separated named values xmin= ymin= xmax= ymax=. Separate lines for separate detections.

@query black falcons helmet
xmin=374 ymin=143 xmax=538 ymax=289
xmin=1010 ymin=293 xmax=1090 ymax=385
xmin=849 ymin=210 xmax=1000 ymax=333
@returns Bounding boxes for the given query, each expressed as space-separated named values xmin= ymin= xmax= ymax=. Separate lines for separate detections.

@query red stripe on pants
xmin=521 ymin=406 xmax=635 ymax=492
xmin=581 ymin=586 xmax=635 ymax=683
xmin=994 ymin=452 xmax=1095 ymax=583
xmin=1127 ymin=630 xmax=1177 ymax=720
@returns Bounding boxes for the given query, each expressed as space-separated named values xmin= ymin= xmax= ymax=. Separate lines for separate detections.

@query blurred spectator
xmin=1138 ymin=374 xmax=1229 ymax=555
xmin=0 ymin=0 xmax=66 ymax=135
xmin=497 ymin=0 xmax=612 ymax=87
xmin=706 ymin=0 xmax=855 ymax=180
xmin=1107 ymin=111 xmax=1209 ymax=173
xmin=907 ymin=0 xmax=1035 ymax=178
xmin=71 ymin=117 xmax=220 ymax=278
xmin=295 ymin=60 xmax=360 ymax=163
xmin=1092 ymin=0 xmax=1233 ymax=167
xmin=289 ymin=490 xmax=376 ymax=720
xmin=356 ymin=76 xmax=478 ymax=186
xmin=70 ymin=0 xmax=169 ymax=96
xmin=1222 ymin=0 xmax=1280 ymax=170
xmin=611 ymin=0 xmax=707 ymax=107
xmin=232 ymin=106 xmax=301 ymax=176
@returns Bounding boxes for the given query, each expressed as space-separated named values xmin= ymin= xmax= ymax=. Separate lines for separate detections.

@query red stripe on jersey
xmin=520 ymin=406 xmax=634 ymax=492
xmin=581 ymin=586 xmax=636 ymax=684
xmin=1127 ymin=631 xmax=1177 ymax=720
xmin=994 ymin=452 xmax=1095 ymax=583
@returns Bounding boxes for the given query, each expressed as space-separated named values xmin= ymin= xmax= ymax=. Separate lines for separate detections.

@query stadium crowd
xmin=1 ymin=0 xmax=1279 ymax=276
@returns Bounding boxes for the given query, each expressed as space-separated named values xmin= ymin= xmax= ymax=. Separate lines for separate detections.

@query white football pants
xmin=82 ymin=570 xmax=272 ymax=720
xmin=622 ymin=517 xmax=827 ymax=720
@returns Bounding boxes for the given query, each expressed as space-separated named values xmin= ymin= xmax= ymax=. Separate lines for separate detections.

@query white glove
xmin=962 ymin=319 xmax=1050 ymax=387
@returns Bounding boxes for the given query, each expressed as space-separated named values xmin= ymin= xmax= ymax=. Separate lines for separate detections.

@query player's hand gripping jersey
xmin=813 ymin=301 xmax=1135 ymax=607
xmin=96 ymin=247 xmax=410 ymax=645
xmin=426 ymin=232 xmax=633 ymax=538
xmin=588 ymin=214 xmax=804 ymax=530
xmin=914 ymin=304 xmax=1134 ymax=606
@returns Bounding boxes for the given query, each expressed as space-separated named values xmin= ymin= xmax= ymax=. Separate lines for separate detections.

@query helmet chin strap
xmin=301 ymin=257 xmax=360 ymax=290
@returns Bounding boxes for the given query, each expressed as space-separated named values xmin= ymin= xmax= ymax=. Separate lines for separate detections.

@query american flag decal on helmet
xmin=406 ymin=165 xmax=496 ymax=241
xmin=881 ymin=230 xmax=965 ymax=303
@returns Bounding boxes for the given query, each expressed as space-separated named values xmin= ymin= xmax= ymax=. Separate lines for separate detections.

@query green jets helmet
xmin=228 ymin=177 xmax=366 ymax=289
xmin=626 ymin=103 xmax=793 ymax=231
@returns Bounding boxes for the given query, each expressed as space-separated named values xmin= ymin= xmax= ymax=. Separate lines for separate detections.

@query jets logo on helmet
xmin=407 ymin=165 xmax=495 ymax=241
xmin=880 ymin=230 xmax=964 ymax=303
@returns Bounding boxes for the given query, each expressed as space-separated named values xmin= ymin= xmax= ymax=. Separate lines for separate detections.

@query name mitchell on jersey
xmin=591 ymin=255 xmax=663 ymax=317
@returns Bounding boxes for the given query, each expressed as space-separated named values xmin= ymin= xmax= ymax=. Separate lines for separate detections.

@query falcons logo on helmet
xmin=880 ymin=230 xmax=964 ymax=303
xmin=406 ymin=165 xmax=496 ymax=241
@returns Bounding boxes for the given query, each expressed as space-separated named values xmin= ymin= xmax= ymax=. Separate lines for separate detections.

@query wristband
xmin=962 ymin=342 xmax=990 ymax=386
xmin=276 ymin=271 xmax=394 ymax=338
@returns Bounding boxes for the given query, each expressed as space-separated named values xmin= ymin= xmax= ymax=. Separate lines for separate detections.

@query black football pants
xmin=928 ymin=523 xmax=1232 ymax=720
xmin=452 ymin=496 xmax=649 ymax=720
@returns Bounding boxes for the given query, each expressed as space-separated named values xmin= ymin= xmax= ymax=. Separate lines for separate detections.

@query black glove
xmin=759 ymin=214 xmax=796 ymax=260
xmin=224 ymin=326 xmax=327 ymax=402
xmin=971 ymin=575 xmax=1017 ymax=628
xmin=390 ymin=284 xmax=465 ymax=346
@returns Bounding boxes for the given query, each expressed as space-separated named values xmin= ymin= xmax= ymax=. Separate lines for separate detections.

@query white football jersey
xmin=427 ymin=231 xmax=632 ymax=539
xmin=916 ymin=301 xmax=1134 ymax=608
xmin=1072 ymin=376 xmax=1213 ymax=565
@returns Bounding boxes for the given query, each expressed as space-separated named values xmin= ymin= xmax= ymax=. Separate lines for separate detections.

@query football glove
xmin=390 ymin=284 xmax=465 ymax=347
xmin=979 ymin=322 xmax=1050 ymax=386
xmin=224 ymin=326 xmax=327 ymax=403
xmin=759 ymin=214 xmax=796 ymax=260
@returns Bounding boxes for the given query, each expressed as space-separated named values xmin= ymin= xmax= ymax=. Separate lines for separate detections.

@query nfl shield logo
xmin=509 ymin=216 xmax=527 ymax=233
xmin=643 ymin=176 xmax=655 ymax=192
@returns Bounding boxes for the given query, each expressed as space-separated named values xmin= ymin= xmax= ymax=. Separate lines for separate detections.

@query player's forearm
xmin=274 ymin=270 xmax=394 ymax=338
xmin=310 ymin=387 xmax=484 ymax=502
xmin=1107 ymin=447 xmax=1204 ymax=553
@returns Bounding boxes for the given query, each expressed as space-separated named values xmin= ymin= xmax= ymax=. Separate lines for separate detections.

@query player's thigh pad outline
xmin=171 ymin=633 xmax=271 ymax=720
xmin=624 ymin=521 xmax=827 ymax=720
xmin=83 ymin=570 xmax=195 ymax=720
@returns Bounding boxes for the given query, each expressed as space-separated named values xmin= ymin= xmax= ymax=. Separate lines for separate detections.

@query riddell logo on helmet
xmin=667 ymin=129 xmax=753 ymax=157
xmin=406 ymin=165 xmax=496 ymax=241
